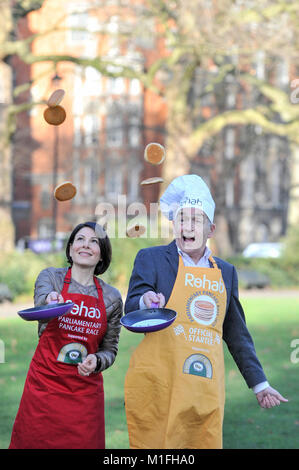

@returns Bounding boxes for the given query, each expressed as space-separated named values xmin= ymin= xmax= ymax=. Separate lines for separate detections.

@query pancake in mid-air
xmin=44 ymin=105 xmax=66 ymax=126
xmin=126 ymin=224 xmax=146 ymax=238
xmin=144 ymin=142 xmax=165 ymax=165
xmin=47 ymin=89 xmax=65 ymax=107
xmin=140 ymin=177 xmax=164 ymax=186
xmin=54 ymin=181 xmax=77 ymax=201
xmin=44 ymin=89 xmax=66 ymax=125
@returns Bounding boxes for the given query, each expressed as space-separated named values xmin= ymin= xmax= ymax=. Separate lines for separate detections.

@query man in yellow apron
xmin=124 ymin=174 xmax=288 ymax=449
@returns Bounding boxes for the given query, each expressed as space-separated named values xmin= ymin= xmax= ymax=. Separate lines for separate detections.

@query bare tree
xmin=1 ymin=0 xmax=299 ymax=252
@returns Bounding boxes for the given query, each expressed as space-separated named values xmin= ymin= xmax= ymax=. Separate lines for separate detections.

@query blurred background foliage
xmin=1 ymin=223 xmax=299 ymax=302
xmin=0 ymin=234 xmax=166 ymax=301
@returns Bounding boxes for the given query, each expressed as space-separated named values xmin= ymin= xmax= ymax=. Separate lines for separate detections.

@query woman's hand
xmin=46 ymin=291 xmax=64 ymax=304
xmin=143 ymin=291 xmax=165 ymax=308
xmin=77 ymin=354 xmax=97 ymax=376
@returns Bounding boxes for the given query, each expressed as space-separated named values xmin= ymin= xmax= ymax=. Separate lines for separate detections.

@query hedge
xmin=1 ymin=234 xmax=298 ymax=302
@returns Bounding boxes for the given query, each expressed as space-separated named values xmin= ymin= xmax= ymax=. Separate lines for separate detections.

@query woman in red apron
xmin=9 ymin=222 xmax=123 ymax=449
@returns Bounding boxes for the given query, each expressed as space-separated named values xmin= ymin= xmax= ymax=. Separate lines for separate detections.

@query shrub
xmin=0 ymin=250 xmax=67 ymax=300
xmin=102 ymin=235 xmax=169 ymax=294
xmin=0 ymin=235 xmax=168 ymax=300
xmin=226 ymin=255 xmax=299 ymax=288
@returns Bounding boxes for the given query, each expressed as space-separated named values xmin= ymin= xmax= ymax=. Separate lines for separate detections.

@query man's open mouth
xmin=182 ymin=236 xmax=195 ymax=242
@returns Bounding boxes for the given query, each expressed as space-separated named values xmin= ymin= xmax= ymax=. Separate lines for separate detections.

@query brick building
xmin=188 ymin=58 xmax=291 ymax=252
xmin=12 ymin=0 xmax=167 ymax=243
xmin=11 ymin=0 xmax=293 ymax=255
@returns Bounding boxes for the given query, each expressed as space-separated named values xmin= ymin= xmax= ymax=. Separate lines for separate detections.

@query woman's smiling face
xmin=69 ymin=226 xmax=101 ymax=269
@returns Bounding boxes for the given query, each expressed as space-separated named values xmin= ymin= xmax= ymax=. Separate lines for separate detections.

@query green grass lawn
xmin=0 ymin=294 xmax=298 ymax=449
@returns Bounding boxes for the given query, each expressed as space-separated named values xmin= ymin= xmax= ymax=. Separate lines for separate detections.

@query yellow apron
xmin=124 ymin=256 xmax=227 ymax=449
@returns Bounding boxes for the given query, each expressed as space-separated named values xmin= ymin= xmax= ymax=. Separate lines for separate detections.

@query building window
xmin=40 ymin=190 xmax=51 ymax=210
xmin=129 ymin=78 xmax=141 ymax=96
xmin=224 ymin=128 xmax=235 ymax=160
xmin=29 ymin=86 xmax=39 ymax=116
xmin=84 ymin=66 xmax=102 ymax=96
xmin=38 ymin=218 xmax=53 ymax=238
xmin=105 ymin=162 xmax=123 ymax=202
xmin=128 ymin=116 xmax=141 ymax=148
xmin=107 ymin=76 xmax=125 ymax=95
xmin=134 ymin=18 xmax=155 ymax=49
xmin=73 ymin=116 xmax=82 ymax=146
xmin=73 ymin=71 xmax=84 ymax=116
xmin=128 ymin=163 xmax=141 ymax=202
xmin=66 ymin=5 xmax=90 ymax=44
xmin=83 ymin=164 xmax=97 ymax=197
xmin=106 ymin=115 xmax=123 ymax=147
xmin=83 ymin=114 xmax=100 ymax=146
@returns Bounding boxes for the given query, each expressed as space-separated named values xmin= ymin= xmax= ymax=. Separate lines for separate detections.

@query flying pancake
xmin=44 ymin=105 xmax=66 ymax=126
xmin=144 ymin=142 xmax=165 ymax=165
xmin=44 ymin=89 xmax=66 ymax=125
xmin=47 ymin=89 xmax=65 ymax=107
xmin=140 ymin=177 xmax=164 ymax=186
xmin=54 ymin=181 xmax=77 ymax=202
xmin=126 ymin=224 xmax=146 ymax=238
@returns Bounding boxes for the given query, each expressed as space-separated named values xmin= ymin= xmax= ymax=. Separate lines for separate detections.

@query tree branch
xmin=190 ymin=108 xmax=299 ymax=154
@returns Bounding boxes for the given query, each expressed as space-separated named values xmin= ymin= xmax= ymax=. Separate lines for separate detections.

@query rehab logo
xmin=185 ymin=272 xmax=225 ymax=293
xmin=65 ymin=299 xmax=101 ymax=319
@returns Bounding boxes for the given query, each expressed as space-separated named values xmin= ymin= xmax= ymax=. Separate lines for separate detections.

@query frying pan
xmin=120 ymin=302 xmax=177 ymax=333
xmin=18 ymin=301 xmax=74 ymax=321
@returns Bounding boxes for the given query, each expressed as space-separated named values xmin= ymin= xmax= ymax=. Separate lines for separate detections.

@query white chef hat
xmin=160 ymin=174 xmax=215 ymax=223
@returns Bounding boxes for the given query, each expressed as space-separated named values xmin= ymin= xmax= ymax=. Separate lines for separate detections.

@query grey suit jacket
xmin=125 ymin=240 xmax=267 ymax=388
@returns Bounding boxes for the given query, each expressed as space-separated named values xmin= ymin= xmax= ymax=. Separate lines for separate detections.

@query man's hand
xmin=256 ymin=386 xmax=288 ymax=408
xmin=77 ymin=354 xmax=97 ymax=376
xmin=143 ymin=291 xmax=166 ymax=308
xmin=46 ymin=291 xmax=64 ymax=304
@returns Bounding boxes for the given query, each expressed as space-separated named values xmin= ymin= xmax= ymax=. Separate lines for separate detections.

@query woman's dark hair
xmin=66 ymin=221 xmax=112 ymax=275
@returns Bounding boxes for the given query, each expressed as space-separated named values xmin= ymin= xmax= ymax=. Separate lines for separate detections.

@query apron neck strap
xmin=93 ymin=275 xmax=103 ymax=298
xmin=64 ymin=268 xmax=72 ymax=284
xmin=62 ymin=268 xmax=103 ymax=298
xmin=208 ymin=256 xmax=218 ymax=269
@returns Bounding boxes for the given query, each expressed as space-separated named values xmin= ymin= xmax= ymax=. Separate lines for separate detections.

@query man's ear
xmin=207 ymin=223 xmax=216 ymax=239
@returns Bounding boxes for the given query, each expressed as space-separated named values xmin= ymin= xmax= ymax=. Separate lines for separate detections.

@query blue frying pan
xmin=120 ymin=302 xmax=177 ymax=333
xmin=18 ymin=301 xmax=74 ymax=321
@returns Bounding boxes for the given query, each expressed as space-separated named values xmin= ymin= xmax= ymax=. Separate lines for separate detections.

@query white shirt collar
xmin=175 ymin=241 xmax=212 ymax=267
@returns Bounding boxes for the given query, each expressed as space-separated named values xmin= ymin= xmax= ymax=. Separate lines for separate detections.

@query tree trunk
xmin=0 ymin=61 xmax=15 ymax=251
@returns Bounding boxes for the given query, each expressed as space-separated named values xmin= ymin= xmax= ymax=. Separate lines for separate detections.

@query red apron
xmin=9 ymin=268 xmax=107 ymax=449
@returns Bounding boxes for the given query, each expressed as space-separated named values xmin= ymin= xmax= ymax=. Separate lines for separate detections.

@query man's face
xmin=173 ymin=207 xmax=215 ymax=255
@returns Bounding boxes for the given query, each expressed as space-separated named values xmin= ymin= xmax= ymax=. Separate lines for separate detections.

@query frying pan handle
xmin=150 ymin=302 xmax=159 ymax=308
